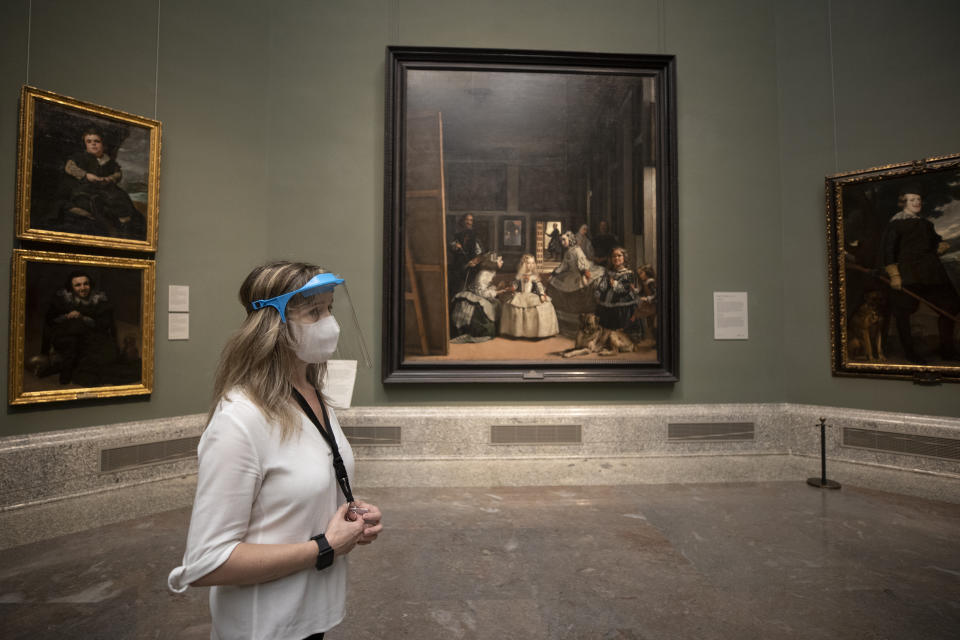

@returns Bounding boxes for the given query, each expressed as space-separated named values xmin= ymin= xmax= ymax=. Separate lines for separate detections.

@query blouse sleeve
xmin=594 ymin=272 xmax=609 ymax=299
xmin=575 ymin=248 xmax=589 ymax=273
xmin=167 ymin=408 xmax=263 ymax=593
xmin=532 ymin=277 xmax=545 ymax=296
xmin=64 ymin=158 xmax=86 ymax=180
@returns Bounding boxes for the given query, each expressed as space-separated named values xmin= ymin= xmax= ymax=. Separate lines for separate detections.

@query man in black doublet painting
xmin=881 ymin=187 xmax=960 ymax=362
xmin=35 ymin=270 xmax=140 ymax=387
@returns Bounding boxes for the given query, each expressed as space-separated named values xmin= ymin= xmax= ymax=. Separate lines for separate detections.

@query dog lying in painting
xmin=847 ymin=290 xmax=886 ymax=362
xmin=562 ymin=313 xmax=638 ymax=358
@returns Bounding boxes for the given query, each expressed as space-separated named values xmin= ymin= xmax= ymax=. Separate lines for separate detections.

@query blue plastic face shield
xmin=247 ymin=272 xmax=371 ymax=368
xmin=248 ymin=272 xmax=343 ymax=323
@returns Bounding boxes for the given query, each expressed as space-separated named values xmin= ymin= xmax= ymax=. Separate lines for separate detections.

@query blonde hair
xmin=516 ymin=253 xmax=538 ymax=277
xmin=208 ymin=261 xmax=328 ymax=440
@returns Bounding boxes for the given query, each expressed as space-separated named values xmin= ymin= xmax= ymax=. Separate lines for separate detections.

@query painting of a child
xmin=500 ymin=254 xmax=559 ymax=339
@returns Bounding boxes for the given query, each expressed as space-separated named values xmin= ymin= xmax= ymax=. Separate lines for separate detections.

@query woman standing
xmin=595 ymin=247 xmax=640 ymax=331
xmin=168 ymin=261 xmax=382 ymax=640
xmin=547 ymin=231 xmax=603 ymax=321
xmin=575 ymin=224 xmax=596 ymax=262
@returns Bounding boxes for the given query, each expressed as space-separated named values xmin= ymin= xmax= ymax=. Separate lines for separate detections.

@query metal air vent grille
xmin=342 ymin=426 xmax=402 ymax=446
xmin=100 ymin=436 xmax=200 ymax=472
xmin=842 ymin=427 xmax=960 ymax=461
xmin=490 ymin=424 xmax=582 ymax=445
xmin=667 ymin=422 xmax=755 ymax=441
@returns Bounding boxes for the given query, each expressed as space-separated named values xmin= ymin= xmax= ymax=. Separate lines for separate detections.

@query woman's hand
xmin=349 ymin=501 xmax=383 ymax=545
xmin=323 ymin=502 xmax=367 ymax=557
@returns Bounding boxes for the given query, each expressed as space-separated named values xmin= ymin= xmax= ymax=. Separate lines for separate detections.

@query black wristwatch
xmin=311 ymin=533 xmax=335 ymax=571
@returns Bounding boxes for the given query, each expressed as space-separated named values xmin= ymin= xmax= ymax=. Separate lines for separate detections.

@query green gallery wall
xmin=1 ymin=0 xmax=958 ymax=436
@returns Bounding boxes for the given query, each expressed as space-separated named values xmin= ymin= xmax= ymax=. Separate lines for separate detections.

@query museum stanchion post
xmin=807 ymin=417 xmax=841 ymax=490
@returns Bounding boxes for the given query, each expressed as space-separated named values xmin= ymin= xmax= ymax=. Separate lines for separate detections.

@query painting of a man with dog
xmin=827 ymin=153 xmax=960 ymax=382
xmin=383 ymin=47 xmax=678 ymax=383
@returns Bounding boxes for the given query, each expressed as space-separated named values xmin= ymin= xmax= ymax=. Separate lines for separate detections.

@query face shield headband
xmin=246 ymin=272 xmax=344 ymax=323
xmin=246 ymin=272 xmax=372 ymax=369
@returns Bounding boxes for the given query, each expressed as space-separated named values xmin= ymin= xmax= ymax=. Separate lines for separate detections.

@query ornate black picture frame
xmin=383 ymin=47 xmax=678 ymax=383
xmin=826 ymin=153 xmax=960 ymax=383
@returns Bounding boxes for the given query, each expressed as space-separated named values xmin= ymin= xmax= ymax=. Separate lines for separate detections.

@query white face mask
xmin=290 ymin=315 xmax=340 ymax=363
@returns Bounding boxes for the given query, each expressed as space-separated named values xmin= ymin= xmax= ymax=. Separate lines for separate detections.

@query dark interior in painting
xmin=401 ymin=68 xmax=662 ymax=365
xmin=408 ymin=70 xmax=656 ymax=277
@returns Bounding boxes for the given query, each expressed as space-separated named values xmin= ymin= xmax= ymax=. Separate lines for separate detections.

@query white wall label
xmin=168 ymin=312 xmax=190 ymax=340
xmin=714 ymin=291 xmax=748 ymax=340
xmin=168 ymin=285 xmax=190 ymax=312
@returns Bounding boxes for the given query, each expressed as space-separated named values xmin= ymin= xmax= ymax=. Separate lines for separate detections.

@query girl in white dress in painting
xmin=500 ymin=254 xmax=559 ymax=339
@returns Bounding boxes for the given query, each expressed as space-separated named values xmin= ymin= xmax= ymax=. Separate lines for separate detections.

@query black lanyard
xmin=291 ymin=387 xmax=355 ymax=504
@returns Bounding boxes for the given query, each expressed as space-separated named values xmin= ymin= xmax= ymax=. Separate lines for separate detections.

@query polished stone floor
xmin=1 ymin=482 xmax=958 ymax=639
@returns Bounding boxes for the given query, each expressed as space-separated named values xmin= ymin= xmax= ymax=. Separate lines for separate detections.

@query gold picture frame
xmin=826 ymin=153 xmax=960 ymax=383
xmin=15 ymin=86 xmax=161 ymax=252
xmin=9 ymin=249 xmax=156 ymax=405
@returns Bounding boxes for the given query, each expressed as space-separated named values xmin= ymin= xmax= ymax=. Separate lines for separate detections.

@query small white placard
xmin=168 ymin=312 xmax=190 ymax=340
xmin=168 ymin=285 xmax=190 ymax=312
xmin=713 ymin=292 xmax=748 ymax=340
xmin=323 ymin=359 xmax=357 ymax=409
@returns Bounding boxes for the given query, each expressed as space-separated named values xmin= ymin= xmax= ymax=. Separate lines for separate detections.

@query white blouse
xmin=168 ymin=390 xmax=355 ymax=640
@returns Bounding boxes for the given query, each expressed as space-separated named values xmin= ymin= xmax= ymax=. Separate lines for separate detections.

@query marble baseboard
xmin=785 ymin=404 xmax=960 ymax=477
xmin=354 ymin=452 xmax=807 ymax=489
xmin=0 ymin=413 xmax=205 ymax=509
xmin=791 ymin=454 xmax=960 ymax=504
xmin=0 ymin=475 xmax=196 ymax=550
xmin=0 ymin=403 xmax=957 ymax=550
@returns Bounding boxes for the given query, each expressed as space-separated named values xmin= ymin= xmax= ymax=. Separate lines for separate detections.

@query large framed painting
xmin=826 ymin=153 xmax=960 ymax=383
xmin=9 ymin=249 xmax=156 ymax=405
xmin=15 ymin=86 xmax=161 ymax=251
xmin=383 ymin=47 xmax=678 ymax=383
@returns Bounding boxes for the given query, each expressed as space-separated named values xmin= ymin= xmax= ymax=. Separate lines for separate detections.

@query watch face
xmin=316 ymin=549 xmax=334 ymax=570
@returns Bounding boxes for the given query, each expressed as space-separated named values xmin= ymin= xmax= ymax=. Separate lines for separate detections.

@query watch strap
xmin=311 ymin=533 xmax=335 ymax=571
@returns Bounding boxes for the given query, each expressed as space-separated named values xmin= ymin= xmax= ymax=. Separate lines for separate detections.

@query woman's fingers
xmin=357 ymin=522 xmax=382 ymax=545
xmin=347 ymin=501 xmax=383 ymax=547
xmin=353 ymin=501 xmax=382 ymax=524
xmin=325 ymin=503 xmax=367 ymax=556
